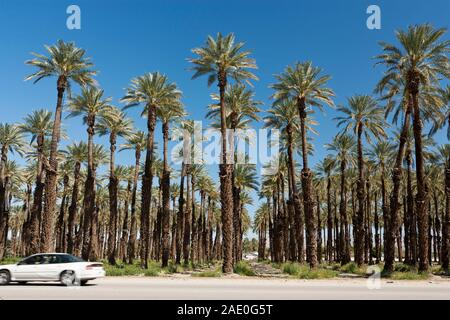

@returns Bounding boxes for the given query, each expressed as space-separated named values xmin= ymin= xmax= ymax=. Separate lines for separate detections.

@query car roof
xmin=28 ymin=253 xmax=71 ymax=256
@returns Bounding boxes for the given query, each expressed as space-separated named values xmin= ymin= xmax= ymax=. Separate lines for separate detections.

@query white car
xmin=0 ymin=253 xmax=105 ymax=286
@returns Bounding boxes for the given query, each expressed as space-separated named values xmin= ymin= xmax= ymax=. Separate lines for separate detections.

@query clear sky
xmin=0 ymin=0 xmax=448 ymax=228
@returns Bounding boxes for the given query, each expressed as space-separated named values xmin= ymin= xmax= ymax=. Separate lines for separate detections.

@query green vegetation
xmin=281 ymin=262 xmax=339 ymax=279
xmin=234 ymin=261 xmax=256 ymax=276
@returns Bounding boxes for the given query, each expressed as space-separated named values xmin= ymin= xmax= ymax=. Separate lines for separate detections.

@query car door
xmin=14 ymin=255 xmax=42 ymax=280
xmin=37 ymin=255 xmax=61 ymax=280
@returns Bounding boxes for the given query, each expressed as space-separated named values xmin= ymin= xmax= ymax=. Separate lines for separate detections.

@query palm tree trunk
xmin=296 ymin=97 xmax=317 ymax=268
xmin=286 ymin=124 xmax=304 ymax=262
xmin=161 ymin=122 xmax=171 ymax=267
xmin=140 ymin=104 xmax=157 ymax=269
xmin=355 ymin=122 xmax=365 ymax=266
xmin=41 ymin=76 xmax=66 ymax=252
xmin=218 ymin=72 xmax=234 ymax=273
xmin=107 ymin=133 xmax=119 ymax=264
xmin=442 ymin=156 xmax=450 ymax=270
xmin=384 ymin=102 xmax=412 ymax=272
xmin=183 ymin=168 xmax=192 ymax=265
xmin=326 ymin=173 xmax=333 ymax=263
xmin=55 ymin=174 xmax=69 ymax=252
xmin=127 ymin=147 xmax=141 ymax=264
xmin=67 ymin=162 xmax=81 ymax=254
xmin=409 ymin=75 xmax=429 ymax=272
xmin=28 ymin=134 xmax=45 ymax=255
xmin=176 ymin=163 xmax=186 ymax=264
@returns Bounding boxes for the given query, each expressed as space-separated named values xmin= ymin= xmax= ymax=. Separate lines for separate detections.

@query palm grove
xmin=0 ymin=24 xmax=449 ymax=275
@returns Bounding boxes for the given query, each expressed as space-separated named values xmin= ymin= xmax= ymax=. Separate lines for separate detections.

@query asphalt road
xmin=0 ymin=276 xmax=449 ymax=300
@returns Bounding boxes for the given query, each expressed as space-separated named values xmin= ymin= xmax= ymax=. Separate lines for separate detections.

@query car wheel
xmin=0 ymin=270 xmax=10 ymax=285
xmin=81 ymin=280 xmax=88 ymax=286
xmin=60 ymin=270 xmax=76 ymax=286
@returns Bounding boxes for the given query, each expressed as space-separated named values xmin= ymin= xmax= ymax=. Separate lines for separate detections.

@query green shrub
xmin=340 ymin=262 xmax=359 ymax=274
xmin=194 ymin=269 xmax=222 ymax=277
xmin=389 ymin=271 xmax=429 ymax=280
xmin=234 ymin=261 xmax=256 ymax=276
xmin=281 ymin=262 xmax=338 ymax=279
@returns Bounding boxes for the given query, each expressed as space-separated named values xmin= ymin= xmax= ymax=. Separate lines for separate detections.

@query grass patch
xmin=339 ymin=262 xmax=368 ymax=275
xmin=389 ymin=271 xmax=429 ymax=280
xmin=194 ymin=268 xmax=222 ymax=277
xmin=234 ymin=261 xmax=256 ymax=276
xmin=281 ymin=262 xmax=338 ymax=279
xmin=0 ymin=256 xmax=22 ymax=264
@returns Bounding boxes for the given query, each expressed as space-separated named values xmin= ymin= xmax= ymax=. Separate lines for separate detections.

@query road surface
xmin=0 ymin=276 xmax=449 ymax=300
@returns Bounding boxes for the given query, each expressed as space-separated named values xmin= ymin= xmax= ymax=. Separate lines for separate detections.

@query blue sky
xmin=0 ymin=0 xmax=448 ymax=228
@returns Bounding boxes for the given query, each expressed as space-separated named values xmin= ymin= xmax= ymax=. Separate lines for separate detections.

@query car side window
xmin=21 ymin=255 xmax=41 ymax=265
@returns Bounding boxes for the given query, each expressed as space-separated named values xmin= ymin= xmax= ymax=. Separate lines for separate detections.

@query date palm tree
xmin=157 ymin=102 xmax=185 ymax=267
xmin=25 ymin=40 xmax=96 ymax=252
xmin=63 ymin=141 xmax=88 ymax=254
xmin=0 ymin=124 xmax=25 ymax=259
xmin=97 ymin=106 xmax=134 ymax=264
xmin=271 ymin=61 xmax=335 ymax=268
xmin=67 ymin=86 xmax=111 ymax=260
xmin=19 ymin=109 xmax=53 ymax=254
xmin=121 ymin=72 xmax=181 ymax=268
xmin=326 ymin=134 xmax=355 ymax=264
xmin=120 ymin=131 xmax=146 ymax=264
xmin=376 ymin=24 xmax=449 ymax=272
xmin=334 ymin=95 xmax=387 ymax=266
xmin=189 ymin=32 xmax=258 ymax=273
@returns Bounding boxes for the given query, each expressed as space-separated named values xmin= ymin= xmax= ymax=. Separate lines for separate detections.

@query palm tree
xmin=315 ymin=156 xmax=336 ymax=263
xmin=376 ymin=24 xmax=449 ymax=272
xmin=120 ymin=131 xmax=146 ymax=264
xmin=19 ymin=109 xmax=53 ymax=254
xmin=121 ymin=72 xmax=181 ymax=269
xmin=25 ymin=40 xmax=96 ymax=252
xmin=233 ymin=164 xmax=258 ymax=261
xmin=157 ymin=102 xmax=185 ymax=267
xmin=97 ymin=106 xmax=134 ymax=264
xmin=63 ymin=141 xmax=88 ymax=254
xmin=335 ymin=95 xmax=387 ymax=266
xmin=189 ymin=32 xmax=258 ymax=273
xmin=271 ymin=61 xmax=335 ymax=268
xmin=264 ymin=99 xmax=306 ymax=261
xmin=326 ymin=134 xmax=355 ymax=264
xmin=208 ymin=84 xmax=261 ymax=263
xmin=67 ymin=86 xmax=111 ymax=260
xmin=0 ymin=124 xmax=25 ymax=259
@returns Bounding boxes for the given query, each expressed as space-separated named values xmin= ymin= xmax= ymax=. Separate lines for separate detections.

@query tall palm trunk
xmin=355 ymin=122 xmax=365 ymax=266
xmin=286 ymin=124 xmax=304 ymax=262
xmin=183 ymin=167 xmax=192 ymax=265
xmin=140 ymin=104 xmax=157 ymax=269
xmin=67 ymin=161 xmax=81 ymax=254
xmin=326 ymin=172 xmax=333 ymax=262
xmin=161 ymin=122 xmax=171 ymax=267
xmin=218 ymin=72 xmax=234 ymax=273
xmin=442 ymin=155 xmax=450 ymax=270
xmin=41 ymin=75 xmax=66 ymax=252
xmin=175 ymin=163 xmax=185 ymax=264
xmin=384 ymin=102 xmax=411 ymax=272
xmin=120 ymin=180 xmax=131 ymax=262
xmin=296 ymin=97 xmax=317 ymax=268
xmin=55 ymin=174 xmax=69 ymax=252
xmin=127 ymin=147 xmax=141 ymax=264
xmin=107 ymin=132 xmax=119 ymax=264
xmin=339 ymin=158 xmax=350 ymax=264
xmin=29 ymin=134 xmax=45 ymax=254
xmin=0 ymin=148 xmax=8 ymax=259
xmin=409 ymin=72 xmax=429 ymax=272
xmin=81 ymin=117 xmax=97 ymax=260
